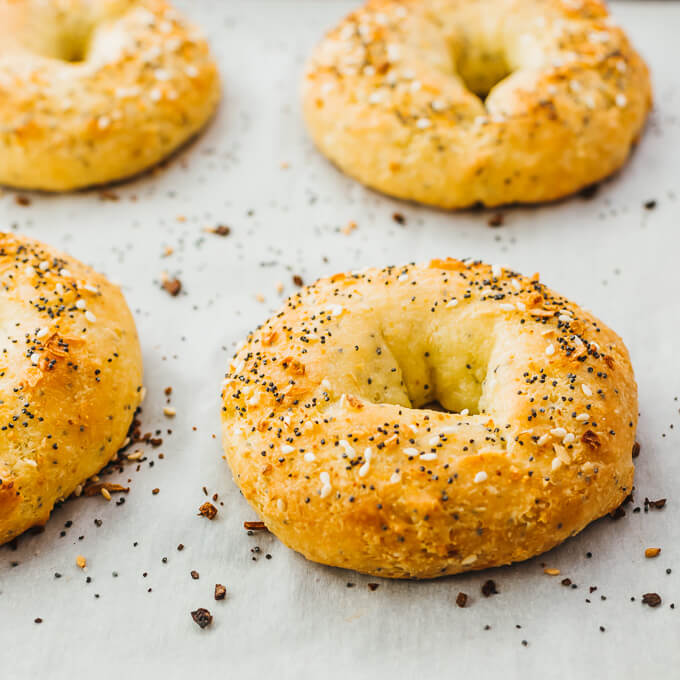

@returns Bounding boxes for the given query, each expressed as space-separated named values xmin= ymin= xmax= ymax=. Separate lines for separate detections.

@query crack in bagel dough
xmin=0 ymin=233 xmax=143 ymax=544
xmin=221 ymin=260 xmax=637 ymax=579
xmin=0 ymin=0 xmax=220 ymax=191
xmin=302 ymin=0 xmax=652 ymax=208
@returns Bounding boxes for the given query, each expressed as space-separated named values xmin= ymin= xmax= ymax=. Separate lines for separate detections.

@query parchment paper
xmin=0 ymin=2 xmax=678 ymax=678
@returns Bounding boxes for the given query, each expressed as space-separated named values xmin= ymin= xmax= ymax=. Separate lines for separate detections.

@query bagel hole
xmin=421 ymin=400 xmax=478 ymax=416
xmin=52 ymin=27 xmax=95 ymax=63
xmin=451 ymin=42 xmax=513 ymax=101
xmin=19 ymin=16 xmax=96 ymax=63
xmin=60 ymin=37 xmax=93 ymax=63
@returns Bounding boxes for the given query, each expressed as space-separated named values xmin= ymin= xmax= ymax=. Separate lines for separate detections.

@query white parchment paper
xmin=0 ymin=2 xmax=678 ymax=678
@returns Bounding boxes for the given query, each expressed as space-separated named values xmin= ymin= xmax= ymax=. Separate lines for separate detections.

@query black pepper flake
xmin=481 ymin=580 xmax=498 ymax=597
xmin=644 ymin=200 xmax=657 ymax=210
xmin=191 ymin=608 xmax=213 ymax=629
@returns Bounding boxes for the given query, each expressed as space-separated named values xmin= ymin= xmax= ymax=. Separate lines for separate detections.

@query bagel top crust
xmin=221 ymin=259 xmax=637 ymax=579
xmin=0 ymin=233 xmax=143 ymax=544
xmin=0 ymin=0 xmax=220 ymax=191
xmin=302 ymin=0 xmax=652 ymax=208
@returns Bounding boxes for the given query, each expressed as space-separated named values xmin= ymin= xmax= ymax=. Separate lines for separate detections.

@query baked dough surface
xmin=222 ymin=259 xmax=637 ymax=578
xmin=0 ymin=0 xmax=220 ymax=191
xmin=303 ymin=0 xmax=652 ymax=208
xmin=0 ymin=233 xmax=143 ymax=544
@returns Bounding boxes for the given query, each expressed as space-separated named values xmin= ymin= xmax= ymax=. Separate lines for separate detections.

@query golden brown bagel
xmin=0 ymin=0 xmax=220 ymax=191
xmin=221 ymin=259 xmax=637 ymax=578
xmin=303 ymin=0 xmax=652 ymax=208
xmin=0 ymin=233 xmax=143 ymax=544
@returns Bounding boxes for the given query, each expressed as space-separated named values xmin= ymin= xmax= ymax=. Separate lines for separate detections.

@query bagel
xmin=0 ymin=232 xmax=143 ymax=544
xmin=302 ymin=0 xmax=652 ymax=208
xmin=221 ymin=259 xmax=637 ymax=578
xmin=0 ymin=0 xmax=220 ymax=191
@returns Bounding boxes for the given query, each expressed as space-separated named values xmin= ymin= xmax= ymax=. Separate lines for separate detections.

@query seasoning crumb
xmin=609 ymin=505 xmax=625 ymax=520
xmin=163 ymin=407 xmax=176 ymax=418
xmin=642 ymin=592 xmax=662 ymax=607
xmin=367 ymin=583 xmax=379 ymax=591
xmin=152 ymin=488 xmax=160 ymax=495
xmin=644 ymin=200 xmax=657 ymax=210
xmin=214 ymin=584 xmax=227 ymax=600
xmin=191 ymin=608 xmax=213 ymax=629
xmin=392 ymin=212 xmax=406 ymax=225
xmin=544 ymin=568 xmax=561 ymax=576
xmin=243 ymin=521 xmax=267 ymax=531
xmin=561 ymin=578 xmax=572 ymax=587
xmin=632 ymin=442 xmax=641 ymax=458
xmin=191 ymin=570 xmax=200 ymax=580
xmin=292 ymin=275 xmax=304 ymax=287
xmin=177 ymin=543 xmax=184 ymax=551
xmin=83 ymin=482 xmax=130 ymax=497
xmin=15 ymin=195 xmax=31 ymax=206
xmin=198 ymin=502 xmax=218 ymax=519
xmin=456 ymin=592 xmax=468 ymax=608
xmin=645 ymin=548 xmax=661 ymax=558
xmin=34 ymin=617 xmax=43 ymax=624
xmin=481 ymin=579 xmax=498 ymax=597
xmin=162 ymin=277 xmax=182 ymax=296
xmin=646 ymin=498 xmax=666 ymax=510
xmin=487 ymin=213 xmax=504 ymax=227
xmin=76 ymin=555 xmax=86 ymax=570
xmin=210 ymin=225 xmax=231 ymax=236
xmin=341 ymin=220 xmax=357 ymax=235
